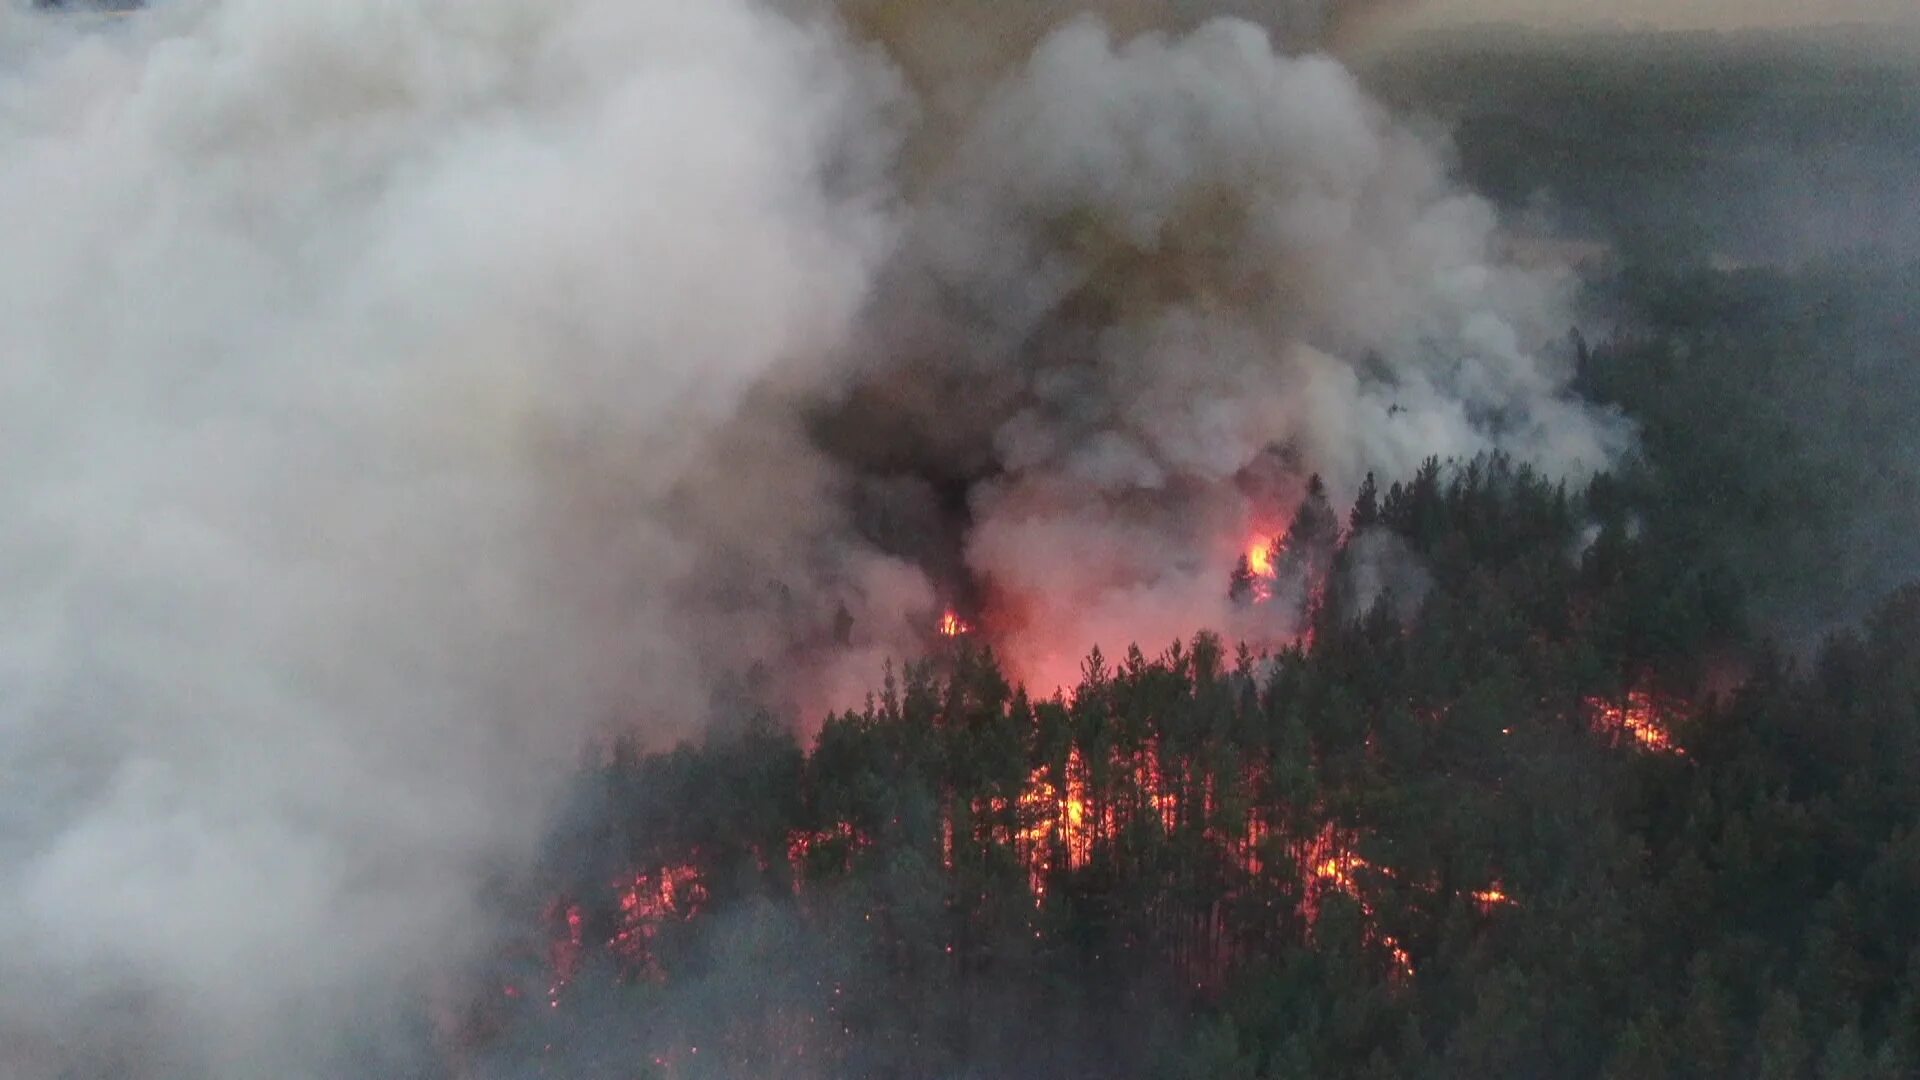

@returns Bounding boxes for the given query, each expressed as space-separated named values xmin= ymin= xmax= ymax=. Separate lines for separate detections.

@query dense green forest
xmin=462 ymin=439 xmax=1919 ymax=1078
xmin=1370 ymin=26 xmax=1920 ymax=637
xmin=1577 ymin=258 xmax=1920 ymax=637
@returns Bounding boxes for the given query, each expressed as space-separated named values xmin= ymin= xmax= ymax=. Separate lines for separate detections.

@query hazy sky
xmin=1406 ymin=0 xmax=1920 ymax=31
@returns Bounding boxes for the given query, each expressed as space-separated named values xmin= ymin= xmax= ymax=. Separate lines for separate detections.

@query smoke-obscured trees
xmin=475 ymin=455 xmax=1920 ymax=1078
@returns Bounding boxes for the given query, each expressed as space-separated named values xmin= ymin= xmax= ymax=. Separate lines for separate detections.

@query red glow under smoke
xmin=504 ymin=516 xmax=1716 ymax=1071
xmin=609 ymin=864 xmax=707 ymax=981
xmin=1587 ymin=690 xmax=1685 ymax=755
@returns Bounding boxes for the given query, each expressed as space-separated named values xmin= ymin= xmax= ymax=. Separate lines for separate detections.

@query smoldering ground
xmin=1 ymin=0 xmax=1638 ymax=1074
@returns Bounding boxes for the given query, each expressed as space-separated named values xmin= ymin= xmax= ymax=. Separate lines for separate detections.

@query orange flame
xmin=787 ymin=821 xmax=861 ymax=888
xmin=1587 ymin=690 xmax=1684 ymax=755
xmin=608 ymin=865 xmax=706 ymax=982
xmin=1012 ymin=749 xmax=1099 ymax=903
xmin=938 ymin=610 xmax=971 ymax=637
xmin=1303 ymin=825 xmax=1415 ymax=980
xmin=1246 ymin=535 xmax=1276 ymax=578
xmin=1239 ymin=533 xmax=1283 ymax=604
xmin=1471 ymin=885 xmax=1514 ymax=913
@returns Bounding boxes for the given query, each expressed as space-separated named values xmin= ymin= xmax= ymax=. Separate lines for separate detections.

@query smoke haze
xmin=0 ymin=0 xmax=895 ymax=1072
xmin=842 ymin=15 xmax=1623 ymax=687
xmin=1359 ymin=21 xmax=1920 ymax=637
xmin=2 ymin=0 xmax=1637 ymax=1073
xmin=1400 ymin=0 xmax=1920 ymax=33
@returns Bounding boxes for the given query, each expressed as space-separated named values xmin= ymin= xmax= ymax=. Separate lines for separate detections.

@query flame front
xmin=531 ymin=739 xmax=1556 ymax=1045
xmin=938 ymin=610 xmax=972 ymax=637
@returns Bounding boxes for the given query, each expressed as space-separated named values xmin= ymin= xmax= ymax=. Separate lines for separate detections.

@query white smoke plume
xmin=0 ymin=0 xmax=897 ymax=1073
xmin=842 ymin=17 xmax=1629 ymax=688
xmin=0 ymin=0 xmax=1625 ymax=1074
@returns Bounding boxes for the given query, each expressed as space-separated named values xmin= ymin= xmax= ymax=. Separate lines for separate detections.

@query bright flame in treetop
xmin=938 ymin=610 xmax=972 ymax=638
xmin=1246 ymin=534 xmax=1276 ymax=578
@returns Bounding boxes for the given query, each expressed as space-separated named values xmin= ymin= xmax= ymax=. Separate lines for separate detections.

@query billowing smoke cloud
xmin=829 ymin=17 xmax=1627 ymax=687
xmin=0 ymin=0 xmax=896 ymax=1073
xmin=835 ymin=0 xmax=1416 ymax=126
xmin=0 ymin=0 xmax=1623 ymax=1073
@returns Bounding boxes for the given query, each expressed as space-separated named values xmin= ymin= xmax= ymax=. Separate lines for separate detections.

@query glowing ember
xmin=1129 ymin=741 xmax=1178 ymax=832
xmin=1588 ymin=690 xmax=1685 ymax=755
xmin=1385 ymin=938 xmax=1415 ymax=978
xmin=787 ymin=821 xmax=861 ymax=887
xmin=1301 ymin=825 xmax=1414 ymax=980
xmin=608 ymin=865 xmax=706 ymax=980
xmin=1063 ymin=749 xmax=1092 ymax=869
xmin=1017 ymin=767 xmax=1057 ymax=900
xmin=937 ymin=609 xmax=972 ymax=637
xmin=1012 ymin=749 xmax=1100 ymax=902
xmin=527 ymin=865 xmax=700 ymax=987
xmin=546 ymin=900 xmax=584 ymax=1007
xmin=1471 ymin=885 xmax=1514 ymax=913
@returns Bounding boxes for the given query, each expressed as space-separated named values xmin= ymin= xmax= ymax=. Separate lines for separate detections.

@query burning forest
xmin=3 ymin=0 xmax=1919 ymax=1078
xmin=463 ymin=457 xmax=1749 ymax=1077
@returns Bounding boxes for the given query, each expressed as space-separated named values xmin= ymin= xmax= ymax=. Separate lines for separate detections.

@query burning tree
xmin=473 ymin=456 xmax=1860 ymax=1080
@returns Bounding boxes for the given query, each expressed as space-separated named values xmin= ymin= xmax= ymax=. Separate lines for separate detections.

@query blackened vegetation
xmin=474 ymin=454 xmax=1920 ymax=1079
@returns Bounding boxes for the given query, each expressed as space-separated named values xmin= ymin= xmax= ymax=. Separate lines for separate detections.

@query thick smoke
xmin=835 ymin=0 xmax=1414 ymax=125
xmin=0 ymin=0 xmax=895 ymax=1073
xmin=0 ymin=0 xmax=1625 ymax=1074
xmin=831 ymin=17 xmax=1626 ymax=688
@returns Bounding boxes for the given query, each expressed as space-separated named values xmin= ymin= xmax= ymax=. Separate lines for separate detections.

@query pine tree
xmin=1350 ymin=472 xmax=1381 ymax=534
xmin=1271 ymin=474 xmax=1340 ymax=622
xmin=1229 ymin=554 xmax=1258 ymax=606
xmin=1286 ymin=474 xmax=1340 ymax=554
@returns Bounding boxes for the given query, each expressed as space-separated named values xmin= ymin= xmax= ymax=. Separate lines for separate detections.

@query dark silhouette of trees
xmin=487 ymin=459 xmax=1920 ymax=1079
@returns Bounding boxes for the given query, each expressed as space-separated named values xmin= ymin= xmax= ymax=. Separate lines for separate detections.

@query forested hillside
xmin=1370 ymin=27 xmax=1920 ymax=639
xmin=1577 ymin=258 xmax=1920 ymax=638
xmin=8 ymin=6 xmax=1917 ymax=1080
xmin=464 ymin=450 xmax=1920 ymax=1078
xmin=440 ymin=28 xmax=1920 ymax=1080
